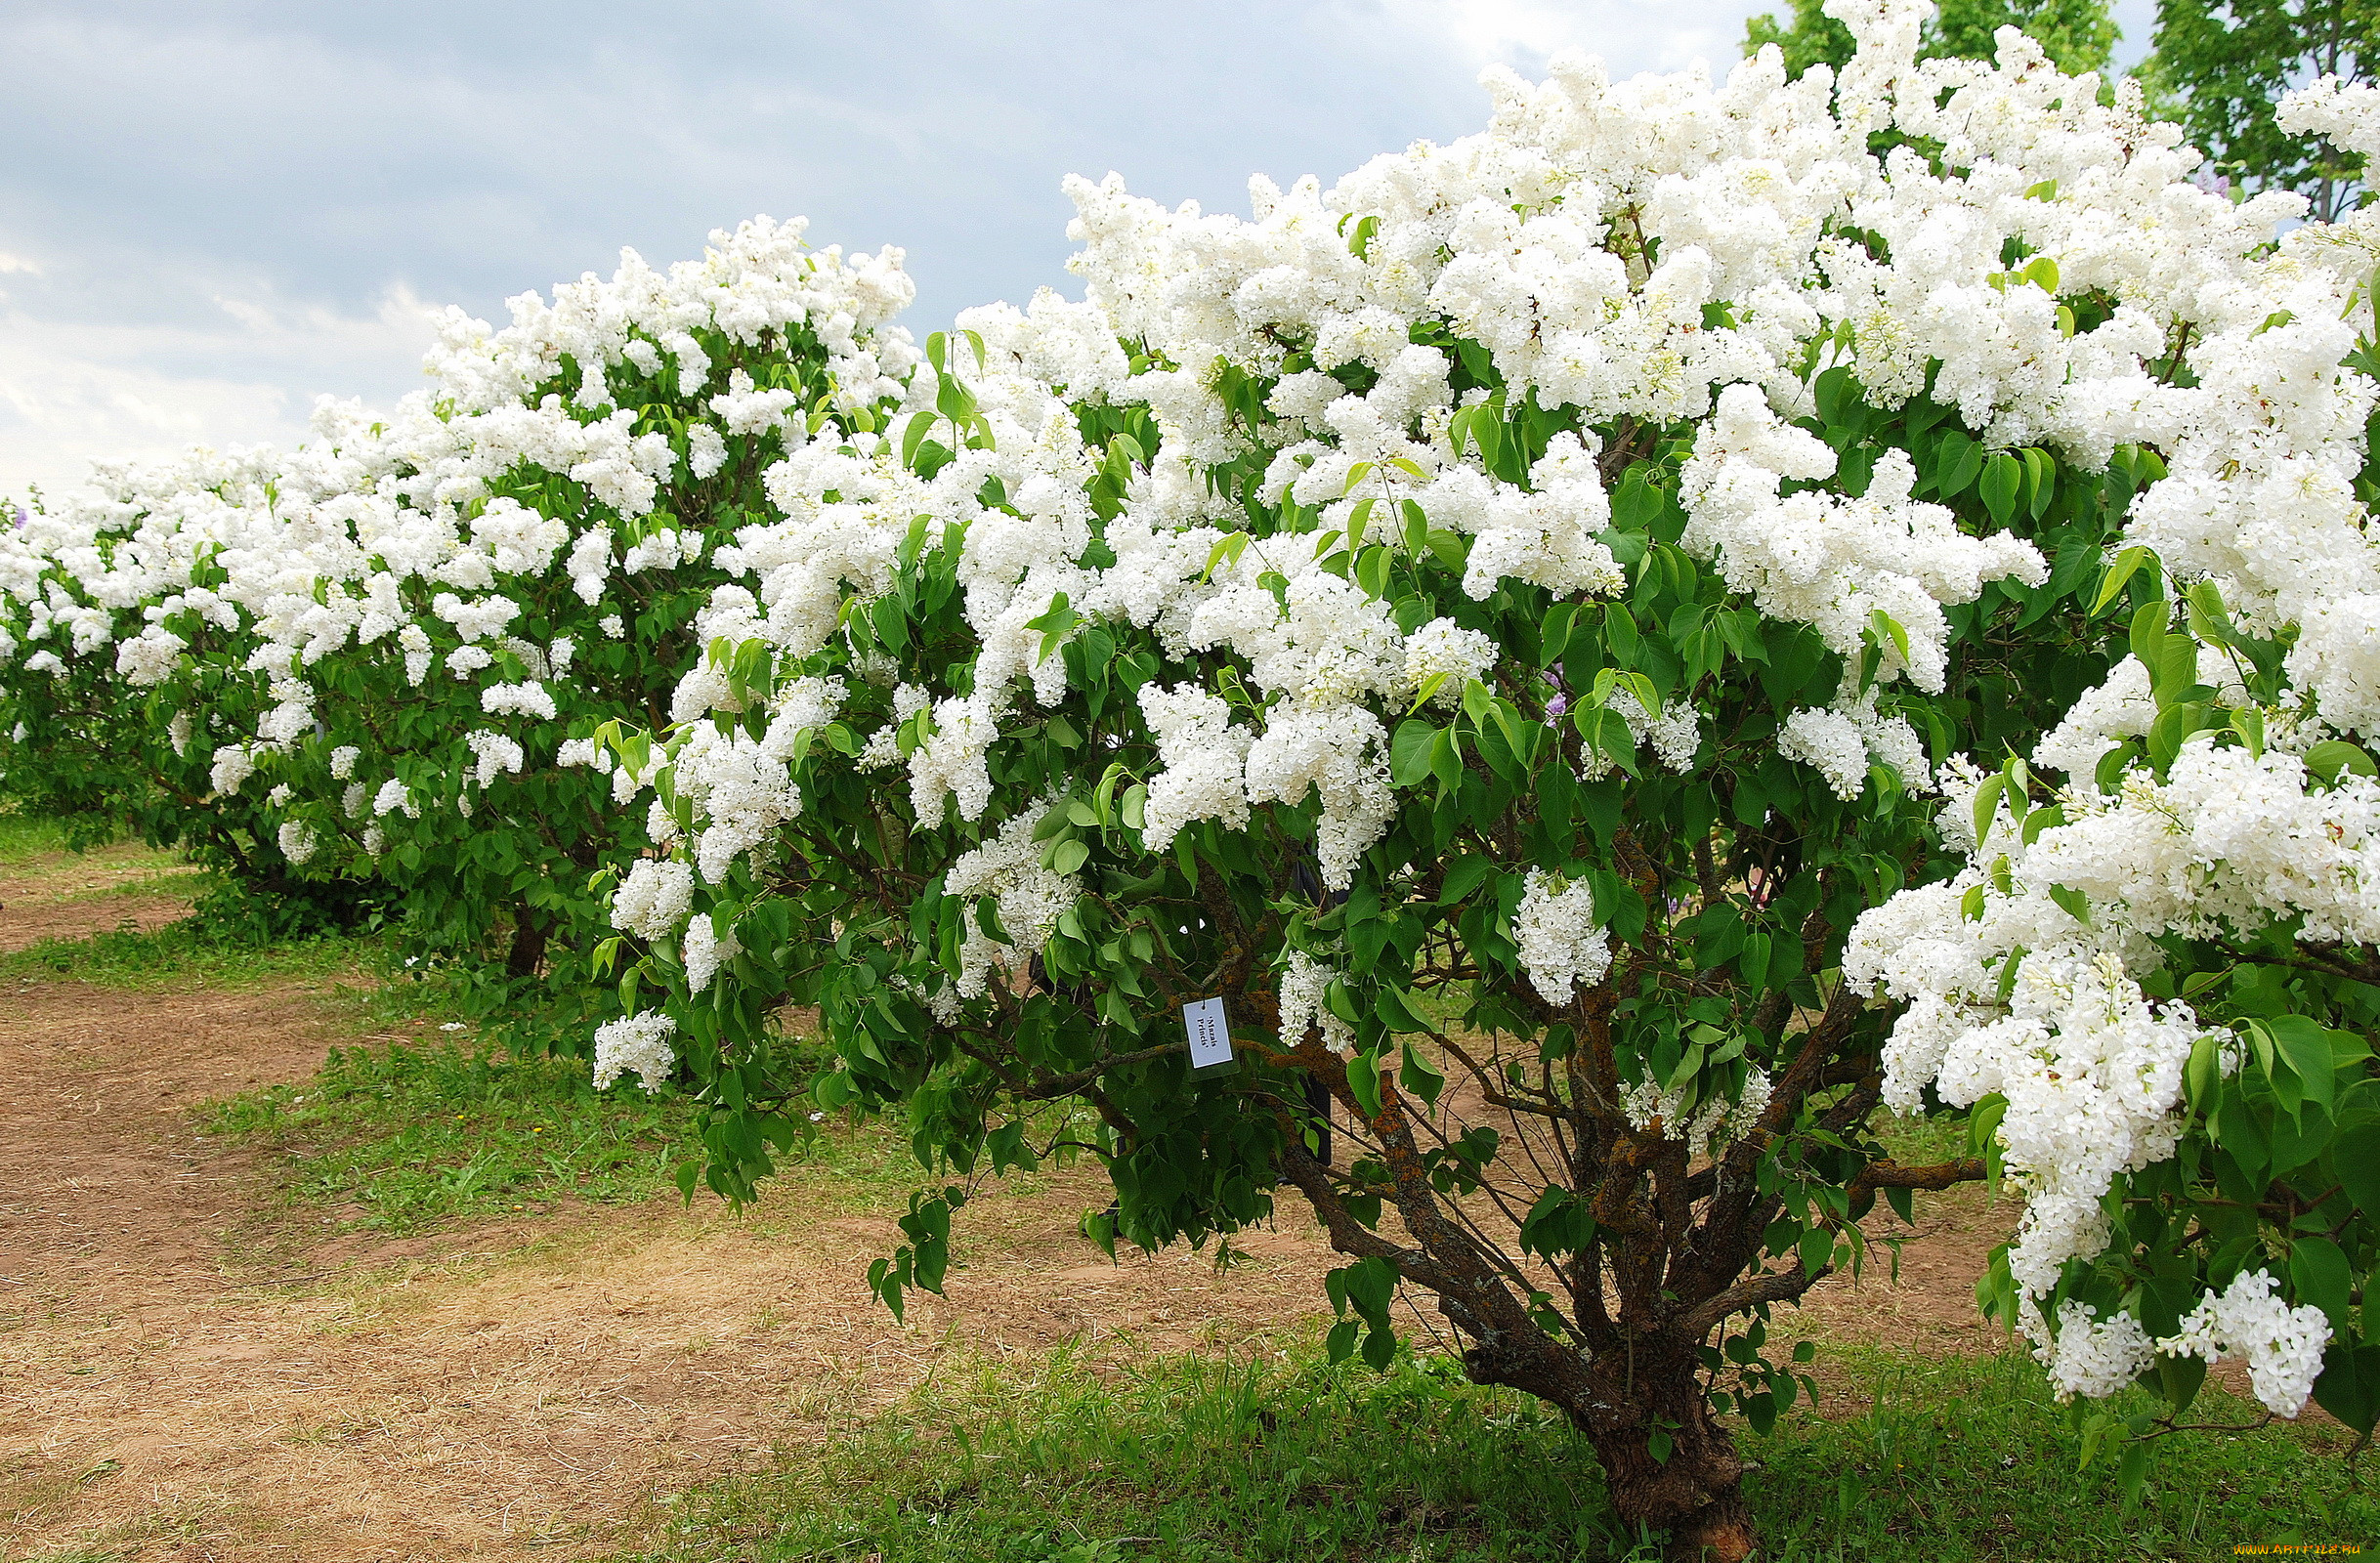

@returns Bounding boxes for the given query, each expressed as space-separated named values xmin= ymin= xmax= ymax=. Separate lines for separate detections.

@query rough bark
xmin=505 ymin=908 xmax=549 ymax=980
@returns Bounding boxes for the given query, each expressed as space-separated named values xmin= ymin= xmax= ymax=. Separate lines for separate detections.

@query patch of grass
xmin=1755 ymin=1344 xmax=2374 ymax=1559
xmin=1873 ymin=1109 xmax=1972 ymax=1169
xmin=202 ymin=1041 xmax=701 ymax=1234
xmin=618 ymin=1335 xmax=2376 ymax=1563
xmin=0 ymin=810 xmax=95 ymax=866
xmin=0 ymin=916 xmax=368 ymax=988
xmin=204 ymin=1027 xmax=944 ymax=1240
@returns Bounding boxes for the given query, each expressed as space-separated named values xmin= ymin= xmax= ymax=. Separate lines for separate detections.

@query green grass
xmin=199 ymin=999 xmax=931 ymax=1236
xmin=200 ymin=1040 xmax=702 ymax=1234
xmin=616 ymin=1336 xmax=2375 ymax=1563
xmin=0 ymin=916 xmax=368 ymax=988
xmin=0 ymin=810 xmax=94 ymax=865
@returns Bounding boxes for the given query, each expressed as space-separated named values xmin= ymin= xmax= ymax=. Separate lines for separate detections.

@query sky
xmin=0 ymin=0 xmax=2157 ymax=501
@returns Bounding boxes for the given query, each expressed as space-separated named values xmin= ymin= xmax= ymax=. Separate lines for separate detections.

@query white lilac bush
xmin=0 ymin=219 xmax=918 ymax=1016
xmin=2 ymin=449 xmax=366 ymax=921
xmin=581 ymin=5 xmax=2380 ymax=1552
xmin=10 ymin=0 xmax=2380 ymax=1551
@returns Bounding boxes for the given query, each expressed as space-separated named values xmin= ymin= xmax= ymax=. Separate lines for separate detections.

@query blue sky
xmin=0 ymin=0 xmax=2155 ymax=498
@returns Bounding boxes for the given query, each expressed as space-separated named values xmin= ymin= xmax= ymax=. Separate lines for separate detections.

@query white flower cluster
xmin=680 ymin=912 xmax=743 ymax=994
xmin=1849 ymin=720 xmax=2380 ymax=1414
xmin=592 ymin=1011 xmax=678 ymax=1093
xmin=1277 ymin=949 xmax=1355 ymax=1056
xmin=1680 ymin=393 xmax=2044 ymax=698
xmin=1137 ymin=684 xmax=1254 ymax=850
xmin=1586 ymin=687 xmax=1705 ymax=781
xmin=1777 ymin=687 xmax=1932 ymax=800
xmin=1509 ymin=868 xmax=1614 ymax=1004
xmin=2031 ymin=1269 xmax=2332 ymax=1417
xmin=942 ymin=809 xmax=1084 ymax=998
xmin=1402 ymin=617 xmax=1500 ymax=707
xmin=613 ymin=858 xmax=697 ymax=943
xmin=2159 ymin=1268 xmax=2333 ymax=1416
xmin=1623 ymin=1067 xmax=1773 ymax=1156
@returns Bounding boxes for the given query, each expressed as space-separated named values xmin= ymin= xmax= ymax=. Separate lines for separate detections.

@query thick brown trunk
xmin=504 ymin=911 xmax=548 ymax=980
xmin=1465 ymin=1329 xmax=1754 ymax=1561
xmin=1582 ymin=1348 xmax=1753 ymax=1562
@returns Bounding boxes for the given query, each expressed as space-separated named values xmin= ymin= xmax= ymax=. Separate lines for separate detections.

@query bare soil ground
xmin=0 ymin=853 xmax=1341 ymax=1561
xmin=0 ymin=841 xmax=200 ymax=953
xmin=0 ymin=845 xmax=2020 ymax=1562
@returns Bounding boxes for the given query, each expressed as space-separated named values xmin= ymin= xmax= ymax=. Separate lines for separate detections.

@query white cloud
xmin=0 ymin=282 xmax=435 ymax=501
xmin=1369 ymin=0 xmax=1764 ymax=73
xmin=0 ymin=0 xmax=2156 ymax=500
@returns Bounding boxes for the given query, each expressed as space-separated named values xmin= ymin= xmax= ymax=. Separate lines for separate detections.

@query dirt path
xmin=0 ymin=973 xmax=1345 ymax=1562
xmin=0 ymin=853 xmax=2019 ymax=1562
xmin=0 ymin=868 xmax=1344 ymax=1561
xmin=0 ymin=839 xmax=200 ymax=954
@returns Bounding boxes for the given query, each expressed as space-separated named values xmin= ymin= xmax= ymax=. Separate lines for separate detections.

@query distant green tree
xmin=2138 ymin=0 xmax=2376 ymax=222
xmin=1744 ymin=0 xmax=2118 ymax=79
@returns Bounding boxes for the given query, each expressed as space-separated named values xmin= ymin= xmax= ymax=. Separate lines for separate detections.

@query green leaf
xmin=1325 ymin=1319 xmax=1360 ymax=1365
xmin=1346 ymin=1048 xmax=1383 ymax=1119
xmin=1439 ymin=855 xmax=1492 ymax=906
xmin=2265 ymin=1015 xmax=2343 ymax=1117
xmin=1868 ymin=610 xmax=1910 ymax=669
xmin=1979 ymin=451 xmax=2021 ymax=526
xmin=1390 ymin=720 xmax=1439 ymax=787
xmin=1739 ymin=929 xmax=1772 ymax=992
xmin=1539 ymin=604 xmax=1579 ymax=669
xmin=1375 ymin=985 xmax=1431 ymax=1034
xmin=1969 ymin=1095 xmax=2009 ymax=1182
xmin=2129 ymin=598 xmax=2171 ymax=677
xmin=1605 ymin=603 xmax=1639 ymax=665
xmin=2116 ymin=1439 xmax=2148 ymax=1506
xmin=2306 ymin=739 xmax=2378 ymax=783
xmin=1430 ymin=727 xmax=1464 ymax=792
xmin=2185 ymin=1033 xmax=2223 ymax=1113
xmin=1970 ymin=772 xmax=2009 ymax=848
xmin=2021 ymin=447 xmax=2056 ymax=520
xmin=1051 ymin=838 xmax=1090 ymax=876
xmin=900 ymin=410 xmax=937 ymax=470
xmin=2315 ymin=1343 xmax=2380 ymax=1436
xmin=2291 ymin=1236 xmax=2355 ymax=1333
xmin=1401 ymin=1039 xmax=1447 ymax=1109
xmin=2339 ymin=1123 xmax=2380 ymax=1219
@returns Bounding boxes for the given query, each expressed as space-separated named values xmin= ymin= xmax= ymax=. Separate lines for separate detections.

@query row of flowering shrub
xmin=2 ymin=219 xmax=917 ymax=1027
xmin=10 ymin=4 xmax=2380 ymax=1552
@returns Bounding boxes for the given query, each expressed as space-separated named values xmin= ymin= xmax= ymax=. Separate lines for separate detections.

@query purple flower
xmin=1545 ymin=691 xmax=1569 ymax=722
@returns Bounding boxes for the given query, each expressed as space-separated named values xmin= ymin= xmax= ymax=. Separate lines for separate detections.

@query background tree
xmin=2138 ymin=0 xmax=2377 ymax=221
xmin=1745 ymin=0 xmax=2119 ymax=77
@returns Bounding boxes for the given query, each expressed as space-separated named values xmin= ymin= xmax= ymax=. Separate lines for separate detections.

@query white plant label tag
xmin=1183 ymin=996 xmax=1233 ymax=1069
